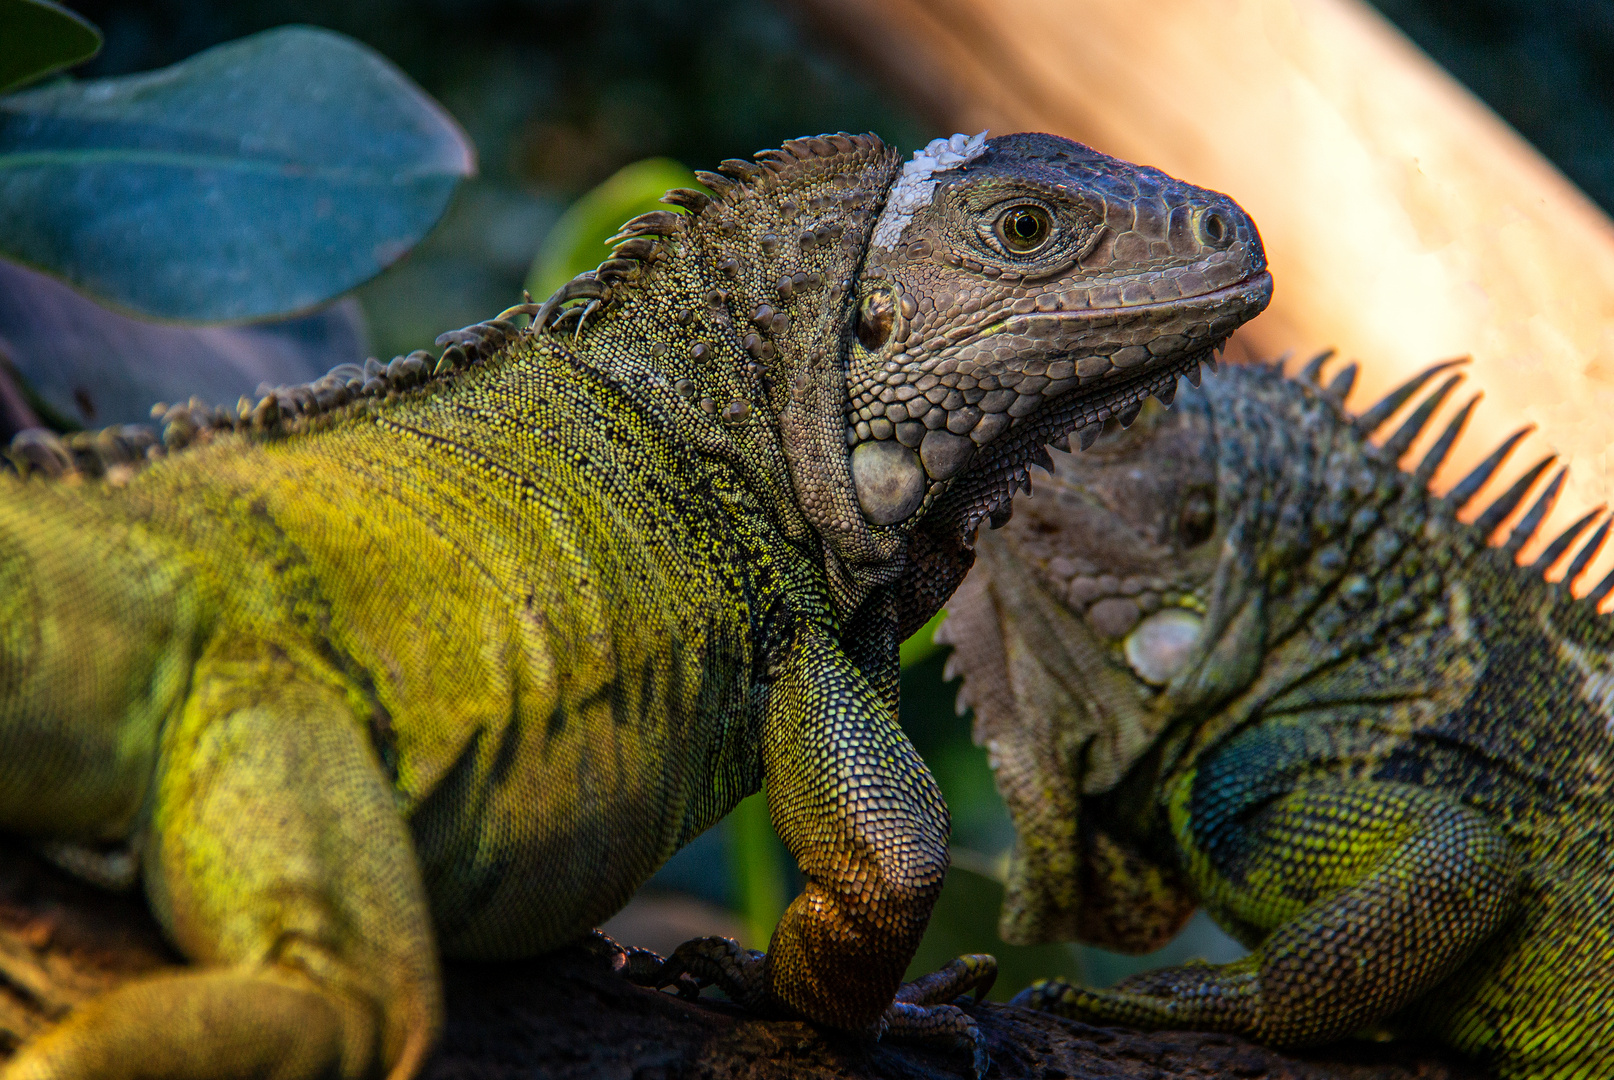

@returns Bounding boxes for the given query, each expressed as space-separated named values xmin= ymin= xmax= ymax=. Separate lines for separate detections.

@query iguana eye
xmin=996 ymin=205 xmax=1053 ymax=253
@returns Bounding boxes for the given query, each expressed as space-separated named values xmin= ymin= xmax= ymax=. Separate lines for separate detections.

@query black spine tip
xmin=1353 ymin=358 xmax=1469 ymax=438
xmin=1502 ymin=466 xmax=1566 ymax=555
xmin=1448 ymin=426 xmax=1534 ymax=511
xmin=1533 ymin=505 xmax=1604 ymax=572
xmin=1565 ymin=515 xmax=1613 ymax=589
xmin=1298 ymin=348 xmax=1336 ymax=384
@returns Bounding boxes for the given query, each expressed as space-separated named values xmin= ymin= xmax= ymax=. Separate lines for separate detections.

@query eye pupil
xmin=1000 ymin=207 xmax=1049 ymax=251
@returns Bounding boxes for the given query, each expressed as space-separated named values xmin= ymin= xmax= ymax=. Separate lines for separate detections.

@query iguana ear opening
xmin=855 ymin=287 xmax=896 ymax=350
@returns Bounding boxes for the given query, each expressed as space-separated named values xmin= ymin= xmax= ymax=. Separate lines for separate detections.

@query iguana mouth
xmin=941 ymin=349 xmax=1212 ymax=538
xmin=888 ymin=267 xmax=1272 ymax=533
xmin=969 ymin=268 xmax=1276 ymax=339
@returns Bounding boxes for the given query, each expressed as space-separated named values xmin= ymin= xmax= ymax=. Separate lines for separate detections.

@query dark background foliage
xmin=57 ymin=0 xmax=1614 ymax=358
xmin=36 ymin=0 xmax=1614 ymax=992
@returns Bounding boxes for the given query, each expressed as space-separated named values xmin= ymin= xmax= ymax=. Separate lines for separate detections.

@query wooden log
xmin=0 ymin=838 xmax=1481 ymax=1079
xmin=786 ymin=0 xmax=1614 ymax=577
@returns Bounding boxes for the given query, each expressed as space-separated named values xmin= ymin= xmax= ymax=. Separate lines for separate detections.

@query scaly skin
xmin=942 ymin=357 xmax=1614 ymax=1078
xmin=0 ymin=131 xmax=1268 ymax=1079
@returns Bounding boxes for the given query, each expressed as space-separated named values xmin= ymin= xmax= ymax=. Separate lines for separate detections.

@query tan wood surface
xmin=789 ymin=0 xmax=1614 ymax=582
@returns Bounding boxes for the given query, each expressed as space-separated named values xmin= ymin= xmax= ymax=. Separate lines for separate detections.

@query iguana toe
xmin=654 ymin=935 xmax=771 ymax=1011
xmin=578 ymin=929 xmax=681 ymax=990
xmin=882 ymin=1000 xmax=990 ymax=1079
xmin=893 ymin=953 xmax=997 ymax=1006
xmin=1010 ymin=977 xmax=1081 ymax=1015
xmin=881 ymin=955 xmax=997 ymax=1078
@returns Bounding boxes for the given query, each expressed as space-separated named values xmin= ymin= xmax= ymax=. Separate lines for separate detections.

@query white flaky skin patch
xmin=871 ymin=130 xmax=990 ymax=251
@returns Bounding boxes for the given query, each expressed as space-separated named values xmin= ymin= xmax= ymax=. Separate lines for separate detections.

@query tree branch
xmin=0 ymin=839 xmax=1483 ymax=1078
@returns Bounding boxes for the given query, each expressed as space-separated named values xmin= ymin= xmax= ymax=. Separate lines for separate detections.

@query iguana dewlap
xmin=943 ymin=357 xmax=1613 ymax=1077
xmin=0 ymin=131 xmax=1268 ymax=1080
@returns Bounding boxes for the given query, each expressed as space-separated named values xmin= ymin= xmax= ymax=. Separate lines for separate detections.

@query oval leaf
xmin=0 ymin=0 xmax=101 ymax=95
xmin=0 ymin=25 xmax=475 ymax=322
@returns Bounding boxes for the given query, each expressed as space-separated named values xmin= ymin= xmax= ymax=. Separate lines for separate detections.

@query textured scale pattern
xmin=942 ymin=356 xmax=1614 ymax=1078
xmin=0 ymin=131 xmax=1267 ymax=1080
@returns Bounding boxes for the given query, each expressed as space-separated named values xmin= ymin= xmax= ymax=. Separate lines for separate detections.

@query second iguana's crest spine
xmin=1291 ymin=352 xmax=1614 ymax=607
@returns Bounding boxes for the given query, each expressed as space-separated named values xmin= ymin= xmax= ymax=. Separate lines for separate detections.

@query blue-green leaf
xmin=0 ymin=0 xmax=101 ymax=95
xmin=0 ymin=25 xmax=475 ymax=322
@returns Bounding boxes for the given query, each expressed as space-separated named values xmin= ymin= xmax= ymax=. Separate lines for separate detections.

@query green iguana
xmin=0 ymin=130 xmax=1269 ymax=1080
xmin=939 ymin=356 xmax=1613 ymax=1078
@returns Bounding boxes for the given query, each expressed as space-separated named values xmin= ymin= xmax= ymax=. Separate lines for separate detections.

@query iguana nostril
xmin=856 ymin=289 xmax=896 ymax=350
xmin=1197 ymin=209 xmax=1231 ymax=248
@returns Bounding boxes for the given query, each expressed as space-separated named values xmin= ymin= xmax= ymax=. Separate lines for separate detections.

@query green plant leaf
xmin=725 ymin=792 xmax=790 ymax=950
xmin=900 ymin=609 xmax=946 ymax=669
xmin=0 ymin=0 xmax=101 ymax=95
xmin=0 ymin=25 xmax=475 ymax=322
xmin=526 ymin=157 xmax=705 ymax=302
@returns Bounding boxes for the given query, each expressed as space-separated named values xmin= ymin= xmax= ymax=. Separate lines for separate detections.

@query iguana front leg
xmin=1016 ymin=781 xmax=1520 ymax=1045
xmin=660 ymin=629 xmax=993 ymax=1064
xmin=1 ymin=638 xmax=441 ymax=1080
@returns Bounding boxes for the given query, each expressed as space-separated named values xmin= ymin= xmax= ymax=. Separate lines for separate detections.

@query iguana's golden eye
xmin=996 ymin=205 xmax=1053 ymax=253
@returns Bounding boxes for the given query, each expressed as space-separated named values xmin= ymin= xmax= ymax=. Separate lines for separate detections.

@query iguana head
xmin=835 ymin=131 xmax=1269 ymax=624
xmin=965 ymin=356 xmax=1613 ymax=728
xmin=537 ymin=130 xmax=1270 ymax=617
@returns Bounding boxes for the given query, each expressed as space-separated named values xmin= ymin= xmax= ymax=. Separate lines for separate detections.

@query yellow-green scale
xmin=0 ymin=335 xmax=818 ymax=959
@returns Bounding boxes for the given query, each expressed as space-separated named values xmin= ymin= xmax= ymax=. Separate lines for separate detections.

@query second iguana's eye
xmin=996 ymin=205 xmax=1053 ymax=253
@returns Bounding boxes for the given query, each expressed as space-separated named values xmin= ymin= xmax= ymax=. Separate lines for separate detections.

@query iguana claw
xmin=580 ymin=930 xmax=700 ymax=997
xmin=1010 ymin=977 xmax=1080 ymax=1014
xmin=884 ymin=954 xmax=997 ymax=1079
xmin=654 ymin=935 xmax=772 ymax=1010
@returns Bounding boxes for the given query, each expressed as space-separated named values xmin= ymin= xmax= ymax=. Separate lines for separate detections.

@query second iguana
xmin=942 ymin=356 xmax=1613 ymax=1077
xmin=0 ymin=131 xmax=1269 ymax=1078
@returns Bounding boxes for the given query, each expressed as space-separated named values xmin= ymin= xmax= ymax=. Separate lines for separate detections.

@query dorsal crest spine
xmin=1292 ymin=353 xmax=1614 ymax=608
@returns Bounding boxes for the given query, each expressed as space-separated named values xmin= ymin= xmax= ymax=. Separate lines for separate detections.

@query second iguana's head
xmin=982 ymin=356 xmax=1608 ymax=727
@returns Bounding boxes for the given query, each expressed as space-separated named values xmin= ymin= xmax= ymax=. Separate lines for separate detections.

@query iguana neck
xmin=542 ymin=133 xmax=905 ymax=616
xmin=1158 ymin=367 xmax=1503 ymax=772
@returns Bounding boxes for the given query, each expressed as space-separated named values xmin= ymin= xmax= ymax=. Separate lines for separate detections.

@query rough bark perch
xmin=783 ymin=0 xmax=1614 ymax=575
xmin=0 ymin=840 xmax=1481 ymax=1078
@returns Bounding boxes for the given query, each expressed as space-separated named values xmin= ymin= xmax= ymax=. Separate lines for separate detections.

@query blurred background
xmin=5 ymin=0 xmax=1614 ymax=999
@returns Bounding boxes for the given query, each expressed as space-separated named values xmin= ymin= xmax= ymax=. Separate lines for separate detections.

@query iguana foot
xmin=579 ymin=930 xmax=701 ymax=998
xmin=1012 ymin=976 xmax=1093 ymax=1017
xmin=884 ymin=954 xmax=996 ymax=1079
xmin=1012 ymin=969 xmax=1224 ymax=1028
xmin=659 ymin=940 xmax=993 ymax=1076
xmin=653 ymin=935 xmax=774 ymax=1012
